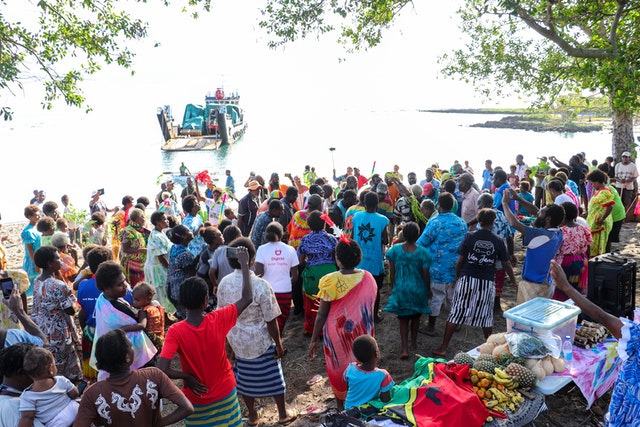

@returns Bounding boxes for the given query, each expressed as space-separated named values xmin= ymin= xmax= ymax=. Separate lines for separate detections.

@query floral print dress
xmin=32 ymin=277 xmax=82 ymax=380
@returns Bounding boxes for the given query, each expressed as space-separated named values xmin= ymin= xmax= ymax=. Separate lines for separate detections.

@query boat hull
xmin=160 ymin=123 xmax=247 ymax=151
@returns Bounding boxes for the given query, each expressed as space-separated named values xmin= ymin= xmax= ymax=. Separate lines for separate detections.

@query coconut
xmin=479 ymin=342 xmax=497 ymax=355
xmin=492 ymin=343 xmax=510 ymax=357
xmin=487 ymin=332 xmax=507 ymax=345
xmin=531 ymin=361 xmax=546 ymax=381
xmin=542 ymin=356 xmax=554 ymax=376
xmin=551 ymin=356 xmax=566 ymax=373
xmin=525 ymin=358 xmax=539 ymax=370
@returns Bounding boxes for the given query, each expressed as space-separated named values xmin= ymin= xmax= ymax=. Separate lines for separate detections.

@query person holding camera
xmin=217 ymin=238 xmax=297 ymax=426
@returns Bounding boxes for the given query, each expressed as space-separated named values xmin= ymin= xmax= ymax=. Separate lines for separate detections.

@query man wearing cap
xmin=237 ymin=180 xmax=262 ymax=237
xmin=614 ymin=151 xmax=639 ymax=213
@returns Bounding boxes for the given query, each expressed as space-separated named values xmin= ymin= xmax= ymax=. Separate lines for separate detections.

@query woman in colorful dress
xmin=118 ymin=208 xmax=148 ymax=286
xmin=587 ymin=170 xmax=615 ymax=257
xmin=309 ymin=237 xmax=377 ymax=410
xmin=144 ymin=211 xmax=175 ymax=313
xmin=20 ymin=205 xmax=41 ymax=295
xmin=297 ymin=211 xmax=338 ymax=335
xmin=32 ymin=246 xmax=82 ymax=382
xmin=110 ymin=195 xmax=134 ymax=260
xmin=384 ymin=222 xmax=432 ymax=360
xmin=553 ymin=202 xmax=592 ymax=301
xmin=166 ymin=225 xmax=197 ymax=319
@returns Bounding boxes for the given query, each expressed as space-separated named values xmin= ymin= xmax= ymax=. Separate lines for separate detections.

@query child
xmin=517 ymin=181 xmax=535 ymax=217
xmin=507 ymin=164 xmax=519 ymax=189
xmin=224 ymin=208 xmax=237 ymax=226
xmin=158 ymin=246 xmax=254 ymax=426
xmin=159 ymin=191 xmax=178 ymax=216
xmin=36 ymin=217 xmax=55 ymax=247
xmin=87 ymin=212 xmax=108 ymax=246
xmin=19 ymin=347 xmax=79 ymax=427
xmin=132 ymin=282 xmax=165 ymax=352
xmin=343 ymin=335 xmax=394 ymax=409
xmin=91 ymin=261 xmax=157 ymax=379
xmin=383 ymin=222 xmax=432 ymax=356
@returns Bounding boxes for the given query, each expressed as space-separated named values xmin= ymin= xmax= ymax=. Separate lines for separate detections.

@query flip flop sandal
xmin=278 ymin=409 xmax=298 ymax=425
xmin=306 ymin=374 xmax=323 ymax=386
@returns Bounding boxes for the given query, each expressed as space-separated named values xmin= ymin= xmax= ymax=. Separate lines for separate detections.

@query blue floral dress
xmin=20 ymin=224 xmax=41 ymax=295
xmin=607 ymin=319 xmax=640 ymax=426
xmin=166 ymin=244 xmax=196 ymax=318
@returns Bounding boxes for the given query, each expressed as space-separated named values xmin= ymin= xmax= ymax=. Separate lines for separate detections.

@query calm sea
xmin=0 ymin=106 xmax=612 ymax=223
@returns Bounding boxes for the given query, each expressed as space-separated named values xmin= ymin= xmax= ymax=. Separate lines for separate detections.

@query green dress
xmin=587 ymin=187 xmax=615 ymax=257
xmin=384 ymin=243 xmax=433 ymax=316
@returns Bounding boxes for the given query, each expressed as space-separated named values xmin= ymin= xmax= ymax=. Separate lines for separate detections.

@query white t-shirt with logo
xmin=255 ymin=241 xmax=299 ymax=293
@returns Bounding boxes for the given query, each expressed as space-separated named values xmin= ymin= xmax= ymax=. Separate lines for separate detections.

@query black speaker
xmin=587 ymin=253 xmax=636 ymax=319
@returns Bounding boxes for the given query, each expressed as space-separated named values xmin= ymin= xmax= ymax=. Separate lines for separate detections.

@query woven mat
xmin=485 ymin=390 xmax=547 ymax=427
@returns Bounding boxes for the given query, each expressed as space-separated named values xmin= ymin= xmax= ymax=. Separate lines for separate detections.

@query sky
xmin=2 ymin=0 xmax=523 ymax=123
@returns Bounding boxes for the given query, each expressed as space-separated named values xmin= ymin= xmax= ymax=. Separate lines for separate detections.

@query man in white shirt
xmin=614 ymin=151 xmax=639 ymax=213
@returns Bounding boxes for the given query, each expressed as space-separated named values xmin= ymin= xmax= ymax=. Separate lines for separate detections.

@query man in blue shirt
xmin=502 ymin=189 xmax=564 ymax=304
xmin=417 ymin=192 xmax=468 ymax=335
xmin=481 ymin=160 xmax=494 ymax=192
xmin=352 ymin=192 xmax=389 ymax=322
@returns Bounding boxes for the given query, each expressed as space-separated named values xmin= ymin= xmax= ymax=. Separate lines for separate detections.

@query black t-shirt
xmin=459 ymin=229 xmax=509 ymax=281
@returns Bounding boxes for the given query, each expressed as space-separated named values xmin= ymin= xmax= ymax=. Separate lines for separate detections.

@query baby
xmin=132 ymin=282 xmax=165 ymax=352
xmin=343 ymin=335 xmax=394 ymax=409
xmin=19 ymin=347 xmax=79 ymax=427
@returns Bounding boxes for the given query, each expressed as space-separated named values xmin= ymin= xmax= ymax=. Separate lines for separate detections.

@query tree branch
xmin=516 ymin=6 xmax=609 ymax=59
xmin=609 ymin=0 xmax=628 ymax=57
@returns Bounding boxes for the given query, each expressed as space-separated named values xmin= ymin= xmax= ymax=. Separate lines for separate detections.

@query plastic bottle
xmin=562 ymin=335 xmax=573 ymax=370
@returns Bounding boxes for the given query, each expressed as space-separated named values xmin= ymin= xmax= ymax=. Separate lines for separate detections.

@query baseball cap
xmin=622 ymin=151 xmax=631 ymax=157
xmin=422 ymin=183 xmax=434 ymax=197
xmin=247 ymin=180 xmax=262 ymax=191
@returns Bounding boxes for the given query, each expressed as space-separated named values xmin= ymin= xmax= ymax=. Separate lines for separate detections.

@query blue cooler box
xmin=503 ymin=297 xmax=582 ymax=343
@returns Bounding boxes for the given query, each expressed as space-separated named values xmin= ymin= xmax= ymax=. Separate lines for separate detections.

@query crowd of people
xmin=0 ymin=152 xmax=636 ymax=426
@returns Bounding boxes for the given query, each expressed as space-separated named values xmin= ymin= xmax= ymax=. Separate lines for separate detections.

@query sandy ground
xmin=3 ymin=220 xmax=640 ymax=427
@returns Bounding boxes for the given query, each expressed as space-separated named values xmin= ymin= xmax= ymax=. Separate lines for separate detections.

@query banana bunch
xmin=472 ymin=367 xmax=526 ymax=415
xmin=484 ymin=386 xmax=525 ymax=412
xmin=493 ymin=368 xmax=519 ymax=390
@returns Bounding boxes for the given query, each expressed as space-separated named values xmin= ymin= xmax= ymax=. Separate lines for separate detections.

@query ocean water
xmin=0 ymin=106 xmax=612 ymax=223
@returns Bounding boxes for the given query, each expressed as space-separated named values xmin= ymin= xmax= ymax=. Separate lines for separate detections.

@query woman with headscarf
xmin=118 ymin=208 xmax=148 ymax=286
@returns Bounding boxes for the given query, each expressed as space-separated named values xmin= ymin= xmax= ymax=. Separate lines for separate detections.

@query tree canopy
xmin=0 ymin=0 xmax=211 ymax=120
xmin=439 ymin=0 xmax=640 ymax=158
xmin=258 ymin=0 xmax=411 ymax=51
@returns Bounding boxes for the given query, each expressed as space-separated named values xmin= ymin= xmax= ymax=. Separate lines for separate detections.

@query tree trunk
xmin=611 ymin=108 xmax=635 ymax=161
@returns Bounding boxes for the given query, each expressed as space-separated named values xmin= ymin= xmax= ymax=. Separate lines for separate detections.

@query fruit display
xmin=468 ymin=362 xmax=526 ymax=414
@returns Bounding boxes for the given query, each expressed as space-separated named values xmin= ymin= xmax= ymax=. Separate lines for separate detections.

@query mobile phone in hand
xmin=226 ymin=247 xmax=238 ymax=259
xmin=1 ymin=278 xmax=14 ymax=299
